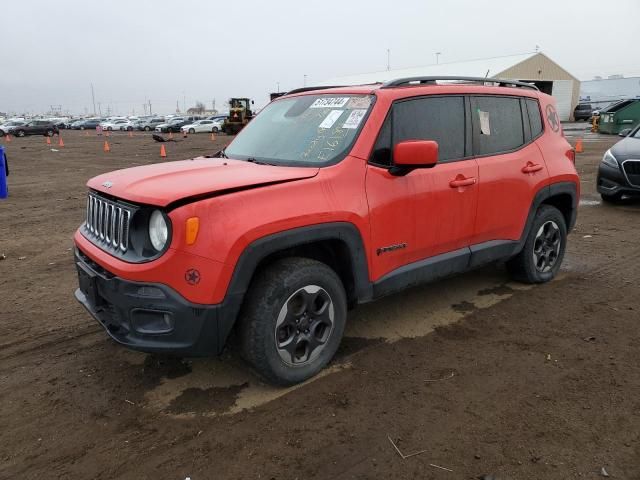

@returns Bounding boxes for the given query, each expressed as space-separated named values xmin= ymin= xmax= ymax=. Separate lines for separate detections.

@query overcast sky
xmin=2 ymin=0 xmax=639 ymax=116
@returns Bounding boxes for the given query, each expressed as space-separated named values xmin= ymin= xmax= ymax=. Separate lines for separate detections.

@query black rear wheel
xmin=144 ymin=126 xmax=151 ymax=131
xmin=507 ymin=205 xmax=567 ymax=284
xmin=16 ymin=130 xmax=25 ymax=137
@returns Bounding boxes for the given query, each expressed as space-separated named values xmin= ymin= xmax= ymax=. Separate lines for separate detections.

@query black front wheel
xmin=601 ymin=192 xmax=624 ymax=204
xmin=507 ymin=205 xmax=567 ymax=283
xmin=46 ymin=130 xmax=54 ymax=137
xmin=239 ymin=258 xmax=347 ymax=386
xmin=144 ymin=126 xmax=151 ymax=131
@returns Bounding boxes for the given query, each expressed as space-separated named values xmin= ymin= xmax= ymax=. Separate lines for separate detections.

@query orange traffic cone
xmin=168 ymin=131 xmax=173 ymax=140
xmin=210 ymin=132 xmax=216 ymax=142
xmin=575 ymin=138 xmax=583 ymax=153
xmin=128 ymin=130 xmax=133 ymax=138
xmin=5 ymin=134 xmax=11 ymax=143
xmin=58 ymin=136 xmax=64 ymax=148
xmin=46 ymin=136 xmax=51 ymax=145
xmin=103 ymin=140 xmax=110 ymax=153
xmin=105 ymin=130 xmax=110 ymax=137
xmin=85 ymin=130 xmax=89 ymax=137
xmin=160 ymin=144 xmax=167 ymax=158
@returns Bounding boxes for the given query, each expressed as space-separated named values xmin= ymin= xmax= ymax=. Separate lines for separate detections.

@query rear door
xmin=469 ymin=95 xmax=548 ymax=248
xmin=365 ymin=95 xmax=479 ymax=281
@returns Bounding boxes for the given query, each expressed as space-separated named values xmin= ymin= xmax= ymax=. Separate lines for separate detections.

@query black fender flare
xmin=216 ymin=222 xmax=371 ymax=351
xmin=516 ymin=181 xmax=578 ymax=253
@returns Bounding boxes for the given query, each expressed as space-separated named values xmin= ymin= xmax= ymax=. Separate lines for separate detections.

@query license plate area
xmin=77 ymin=262 xmax=102 ymax=308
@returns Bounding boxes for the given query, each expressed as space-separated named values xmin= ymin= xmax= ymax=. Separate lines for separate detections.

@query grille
xmin=84 ymin=192 xmax=132 ymax=253
xmin=623 ymin=160 xmax=640 ymax=187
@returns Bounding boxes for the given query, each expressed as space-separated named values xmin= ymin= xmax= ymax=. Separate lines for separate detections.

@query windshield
xmin=225 ymin=94 xmax=374 ymax=165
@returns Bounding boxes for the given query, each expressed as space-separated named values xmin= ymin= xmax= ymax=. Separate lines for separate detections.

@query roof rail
xmin=284 ymin=85 xmax=347 ymax=96
xmin=381 ymin=76 xmax=539 ymax=91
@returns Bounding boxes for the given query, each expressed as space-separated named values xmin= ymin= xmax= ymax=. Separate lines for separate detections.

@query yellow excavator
xmin=222 ymin=98 xmax=254 ymax=135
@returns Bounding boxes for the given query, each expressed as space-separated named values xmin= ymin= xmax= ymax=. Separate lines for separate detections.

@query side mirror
xmin=390 ymin=140 xmax=439 ymax=176
xmin=619 ymin=128 xmax=632 ymax=137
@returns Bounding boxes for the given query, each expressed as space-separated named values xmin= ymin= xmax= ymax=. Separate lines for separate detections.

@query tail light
xmin=566 ymin=149 xmax=576 ymax=165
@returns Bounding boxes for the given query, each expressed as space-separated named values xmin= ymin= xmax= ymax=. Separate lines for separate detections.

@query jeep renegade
xmin=74 ymin=77 xmax=579 ymax=385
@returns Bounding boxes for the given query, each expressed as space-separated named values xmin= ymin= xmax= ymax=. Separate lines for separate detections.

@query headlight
xmin=602 ymin=149 xmax=618 ymax=168
xmin=149 ymin=210 xmax=168 ymax=251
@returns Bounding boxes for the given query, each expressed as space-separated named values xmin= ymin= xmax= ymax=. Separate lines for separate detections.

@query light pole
xmin=303 ymin=74 xmax=307 ymax=87
xmin=387 ymin=49 xmax=391 ymax=71
xmin=435 ymin=52 xmax=442 ymax=64
xmin=277 ymin=82 xmax=280 ymax=93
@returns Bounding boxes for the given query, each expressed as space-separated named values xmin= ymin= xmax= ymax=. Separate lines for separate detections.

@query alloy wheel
xmin=274 ymin=285 xmax=335 ymax=366
xmin=533 ymin=220 xmax=561 ymax=273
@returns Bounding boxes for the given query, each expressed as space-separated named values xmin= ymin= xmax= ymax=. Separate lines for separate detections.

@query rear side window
xmin=393 ymin=96 xmax=465 ymax=162
xmin=471 ymin=96 xmax=524 ymax=155
xmin=526 ymin=99 xmax=543 ymax=138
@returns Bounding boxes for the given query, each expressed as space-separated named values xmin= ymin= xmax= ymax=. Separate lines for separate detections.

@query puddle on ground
xmin=143 ymin=265 xmax=563 ymax=418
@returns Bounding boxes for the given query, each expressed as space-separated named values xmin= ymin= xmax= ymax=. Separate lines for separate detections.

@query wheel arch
xmin=516 ymin=181 xmax=578 ymax=255
xmin=216 ymin=222 xmax=372 ymax=352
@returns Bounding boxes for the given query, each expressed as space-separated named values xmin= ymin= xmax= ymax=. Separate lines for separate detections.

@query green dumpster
xmin=598 ymin=99 xmax=640 ymax=134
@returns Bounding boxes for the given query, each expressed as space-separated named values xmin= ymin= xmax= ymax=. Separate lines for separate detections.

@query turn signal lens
xmin=185 ymin=217 xmax=200 ymax=245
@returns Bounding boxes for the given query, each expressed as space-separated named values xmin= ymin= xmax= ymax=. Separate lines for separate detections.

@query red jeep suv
xmin=74 ymin=77 xmax=579 ymax=385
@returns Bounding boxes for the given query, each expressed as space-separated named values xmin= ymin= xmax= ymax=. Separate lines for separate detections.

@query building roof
xmin=318 ymin=52 xmax=547 ymax=86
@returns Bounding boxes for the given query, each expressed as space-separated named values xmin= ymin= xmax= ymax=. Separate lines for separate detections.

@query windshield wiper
xmin=245 ymin=157 xmax=277 ymax=166
xmin=214 ymin=149 xmax=228 ymax=158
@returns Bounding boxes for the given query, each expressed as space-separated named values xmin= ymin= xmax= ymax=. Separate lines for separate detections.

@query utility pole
xmin=97 ymin=102 xmax=102 ymax=116
xmin=90 ymin=83 xmax=97 ymax=116
xmin=387 ymin=49 xmax=391 ymax=71
xmin=435 ymin=52 xmax=442 ymax=64
xmin=148 ymin=100 xmax=152 ymax=115
xmin=182 ymin=91 xmax=186 ymax=112
xmin=303 ymin=74 xmax=307 ymax=87
xmin=277 ymin=82 xmax=280 ymax=93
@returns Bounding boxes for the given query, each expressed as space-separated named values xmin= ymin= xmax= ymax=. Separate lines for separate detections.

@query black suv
xmin=13 ymin=120 xmax=59 ymax=137
xmin=597 ymin=124 xmax=640 ymax=202
xmin=574 ymin=103 xmax=593 ymax=121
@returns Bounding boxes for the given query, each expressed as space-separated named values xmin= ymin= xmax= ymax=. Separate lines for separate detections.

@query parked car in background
xmin=597 ymin=123 xmax=640 ymax=202
xmin=137 ymin=117 xmax=165 ymax=131
xmin=0 ymin=120 xmax=27 ymax=136
xmin=574 ymin=103 xmax=593 ymax=121
xmin=181 ymin=118 xmax=224 ymax=134
xmin=155 ymin=116 xmax=202 ymax=133
xmin=76 ymin=118 xmax=104 ymax=130
xmin=12 ymin=120 xmax=59 ymax=137
xmin=100 ymin=119 xmax=131 ymax=131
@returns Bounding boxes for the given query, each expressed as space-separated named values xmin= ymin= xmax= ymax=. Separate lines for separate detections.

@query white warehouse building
xmin=319 ymin=52 xmax=580 ymax=121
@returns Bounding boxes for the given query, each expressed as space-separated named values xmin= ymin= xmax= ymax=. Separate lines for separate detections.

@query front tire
xmin=507 ymin=205 xmax=567 ymax=284
xmin=189 ymin=128 xmax=195 ymax=134
xmin=239 ymin=258 xmax=347 ymax=386
xmin=212 ymin=127 xmax=219 ymax=133
xmin=601 ymin=192 xmax=624 ymax=204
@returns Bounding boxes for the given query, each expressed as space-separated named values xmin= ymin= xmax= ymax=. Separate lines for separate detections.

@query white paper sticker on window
xmin=342 ymin=109 xmax=366 ymax=129
xmin=318 ymin=110 xmax=343 ymax=129
xmin=478 ymin=110 xmax=491 ymax=135
xmin=309 ymin=97 xmax=350 ymax=109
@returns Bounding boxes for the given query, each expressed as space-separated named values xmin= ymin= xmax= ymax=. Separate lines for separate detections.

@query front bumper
xmin=74 ymin=249 xmax=229 ymax=356
xmin=597 ymin=162 xmax=640 ymax=197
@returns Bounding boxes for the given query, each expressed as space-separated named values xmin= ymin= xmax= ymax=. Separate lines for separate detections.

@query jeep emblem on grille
xmin=102 ymin=181 xmax=113 ymax=188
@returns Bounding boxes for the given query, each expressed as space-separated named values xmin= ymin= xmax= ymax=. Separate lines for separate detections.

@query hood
xmin=611 ymin=136 xmax=640 ymax=161
xmin=87 ymin=157 xmax=319 ymax=207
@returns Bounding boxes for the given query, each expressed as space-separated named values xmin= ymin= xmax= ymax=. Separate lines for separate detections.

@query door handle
xmin=522 ymin=161 xmax=543 ymax=173
xmin=449 ymin=175 xmax=477 ymax=188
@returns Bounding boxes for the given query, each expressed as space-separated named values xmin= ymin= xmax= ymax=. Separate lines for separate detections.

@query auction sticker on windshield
xmin=342 ymin=109 xmax=366 ymax=129
xmin=310 ymin=97 xmax=350 ymax=109
xmin=319 ymin=110 xmax=343 ymax=129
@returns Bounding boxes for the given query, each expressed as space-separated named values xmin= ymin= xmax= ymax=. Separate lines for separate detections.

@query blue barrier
xmin=0 ymin=145 xmax=7 ymax=199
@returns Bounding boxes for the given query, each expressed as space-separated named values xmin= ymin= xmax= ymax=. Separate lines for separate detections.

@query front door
xmin=365 ymin=95 xmax=479 ymax=282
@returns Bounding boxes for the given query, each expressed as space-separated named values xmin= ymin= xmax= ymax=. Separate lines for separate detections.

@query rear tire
xmin=46 ymin=130 xmax=54 ymax=137
xmin=16 ymin=130 xmax=25 ymax=137
xmin=144 ymin=126 xmax=151 ymax=131
xmin=507 ymin=205 xmax=567 ymax=284
xmin=238 ymin=258 xmax=347 ymax=386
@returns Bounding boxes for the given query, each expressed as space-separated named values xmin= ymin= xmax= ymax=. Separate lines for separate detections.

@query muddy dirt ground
xmin=0 ymin=129 xmax=639 ymax=480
